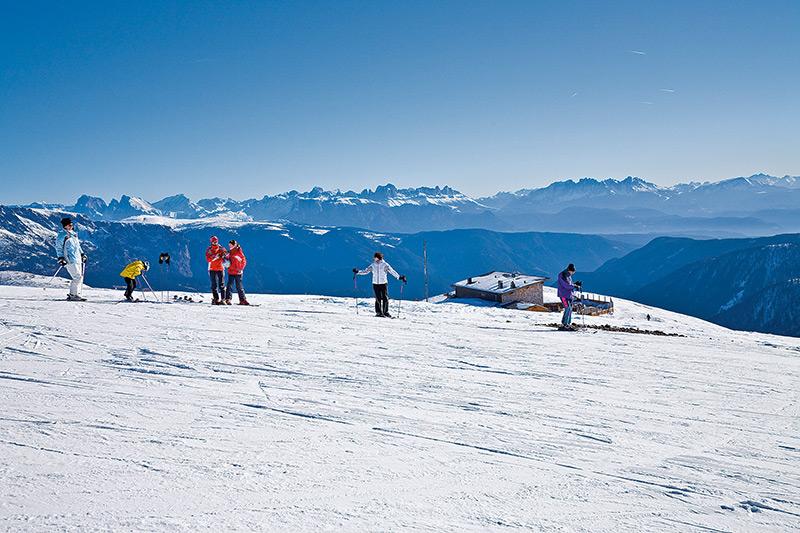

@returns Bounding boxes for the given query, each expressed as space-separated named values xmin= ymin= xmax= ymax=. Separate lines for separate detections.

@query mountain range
xmin=1 ymin=204 xmax=798 ymax=336
xmin=0 ymin=206 xmax=633 ymax=301
xmin=582 ymin=234 xmax=800 ymax=337
xmin=22 ymin=174 xmax=800 ymax=236
xmin=5 ymin=173 xmax=800 ymax=337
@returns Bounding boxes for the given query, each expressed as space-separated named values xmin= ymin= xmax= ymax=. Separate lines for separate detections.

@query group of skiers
xmin=54 ymin=217 xmax=580 ymax=327
xmin=119 ymin=235 xmax=251 ymax=305
xmin=205 ymin=235 xmax=249 ymax=305
xmin=54 ymin=217 xmax=251 ymax=305
xmin=53 ymin=218 xmax=410 ymax=314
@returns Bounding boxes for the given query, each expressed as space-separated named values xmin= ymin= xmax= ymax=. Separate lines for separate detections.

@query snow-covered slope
xmin=1 ymin=282 xmax=798 ymax=530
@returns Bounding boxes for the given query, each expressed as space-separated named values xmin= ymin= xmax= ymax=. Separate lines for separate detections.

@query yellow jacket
xmin=120 ymin=260 xmax=146 ymax=279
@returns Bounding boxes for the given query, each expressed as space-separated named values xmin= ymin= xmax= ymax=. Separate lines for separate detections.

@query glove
xmin=57 ymin=257 xmax=67 ymax=266
xmin=352 ymin=268 xmax=359 ymax=274
xmin=81 ymin=253 xmax=88 ymax=263
xmin=400 ymin=275 xmax=407 ymax=283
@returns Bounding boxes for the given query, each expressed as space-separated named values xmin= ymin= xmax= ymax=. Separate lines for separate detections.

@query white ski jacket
xmin=358 ymin=259 xmax=400 ymax=285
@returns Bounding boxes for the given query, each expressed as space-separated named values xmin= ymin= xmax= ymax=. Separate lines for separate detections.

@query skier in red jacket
xmin=224 ymin=239 xmax=249 ymax=305
xmin=206 ymin=236 xmax=227 ymax=305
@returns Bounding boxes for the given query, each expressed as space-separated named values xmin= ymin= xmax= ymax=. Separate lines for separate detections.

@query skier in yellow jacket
xmin=120 ymin=260 xmax=150 ymax=302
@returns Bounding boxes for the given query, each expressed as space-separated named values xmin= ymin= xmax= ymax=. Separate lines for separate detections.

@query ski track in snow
xmin=0 ymin=285 xmax=799 ymax=531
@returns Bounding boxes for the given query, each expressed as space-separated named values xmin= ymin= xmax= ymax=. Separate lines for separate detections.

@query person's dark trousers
xmin=373 ymin=283 xmax=389 ymax=316
xmin=225 ymin=274 xmax=246 ymax=302
xmin=124 ymin=277 xmax=136 ymax=300
xmin=210 ymin=270 xmax=224 ymax=302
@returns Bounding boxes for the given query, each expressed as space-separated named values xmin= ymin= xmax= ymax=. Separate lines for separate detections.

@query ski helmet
xmin=210 ymin=236 xmax=219 ymax=244
xmin=143 ymin=260 xmax=150 ymax=271
xmin=61 ymin=217 xmax=73 ymax=228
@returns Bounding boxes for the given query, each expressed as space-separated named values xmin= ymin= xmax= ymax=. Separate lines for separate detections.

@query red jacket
xmin=227 ymin=245 xmax=247 ymax=275
xmin=206 ymin=244 xmax=227 ymax=271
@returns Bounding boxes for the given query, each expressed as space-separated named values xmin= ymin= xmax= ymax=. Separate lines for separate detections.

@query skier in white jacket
xmin=354 ymin=252 xmax=406 ymax=317
xmin=54 ymin=217 xmax=87 ymax=301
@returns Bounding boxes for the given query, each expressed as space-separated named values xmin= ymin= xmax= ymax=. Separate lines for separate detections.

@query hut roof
xmin=452 ymin=271 xmax=548 ymax=295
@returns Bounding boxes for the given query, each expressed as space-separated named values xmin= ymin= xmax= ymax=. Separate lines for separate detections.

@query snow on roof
xmin=452 ymin=271 xmax=548 ymax=294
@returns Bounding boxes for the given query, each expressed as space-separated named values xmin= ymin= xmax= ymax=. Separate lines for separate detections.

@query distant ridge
xmin=13 ymin=173 xmax=800 ymax=235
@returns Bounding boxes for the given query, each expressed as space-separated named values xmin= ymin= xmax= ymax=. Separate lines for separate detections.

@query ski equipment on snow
xmin=352 ymin=270 xmax=359 ymax=315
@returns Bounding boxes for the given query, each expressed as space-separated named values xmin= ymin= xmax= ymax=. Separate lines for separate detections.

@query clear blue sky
xmin=1 ymin=0 xmax=798 ymax=204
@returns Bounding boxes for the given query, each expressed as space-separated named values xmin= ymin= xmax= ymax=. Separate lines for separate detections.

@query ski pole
xmin=81 ymin=257 xmax=88 ymax=294
xmin=353 ymin=274 xmax=359 ymax=315
xmin=45 ymin=265 xmax=64 ymax=289
xmin=398 ymin=281 xmax=404 ymax=318
xmin=581 ymin=289 xmax=586 ymax=328
xmin=141 ymin=273 xmax=162 ymax=303
xmin=139 ymin=282 xmax=149 ymax=302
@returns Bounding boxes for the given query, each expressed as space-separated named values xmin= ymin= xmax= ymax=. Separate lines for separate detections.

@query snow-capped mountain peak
xmin=14 ymin=172 xmax=800 ymax=232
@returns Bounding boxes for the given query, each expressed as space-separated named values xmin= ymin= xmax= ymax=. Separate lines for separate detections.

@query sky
xmin=1 ymin=0 xmax=799 ymax=204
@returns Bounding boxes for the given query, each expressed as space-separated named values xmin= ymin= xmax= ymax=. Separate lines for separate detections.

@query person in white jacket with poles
xmin=54 ymin=217 xmax=88 ymax=301
xmin=354 ymin=252 xmax=406 ymax=317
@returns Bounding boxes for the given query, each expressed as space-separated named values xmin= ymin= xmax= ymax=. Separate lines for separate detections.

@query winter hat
xmin=61 ymin=217 xmax=73 ymax=228
xmin=210 ymin=236 xmax=219 ymax=244
xmin=567 ymin=263 xmax=576 ymax=272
